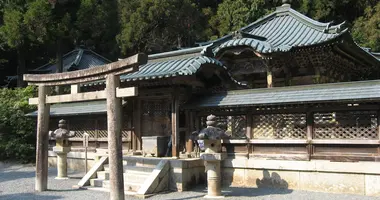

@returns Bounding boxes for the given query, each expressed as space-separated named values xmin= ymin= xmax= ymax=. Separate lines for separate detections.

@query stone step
xmin=124 ymin=182 xmax=144 ymax=192
xmin=124 ymin=166 xmax=155 ymax=174
xmin=97 ymin=171 xmax=109 ymax=180
xmin=96 ymin=170 xmax=149 ymax=183
xmin=90 ymin=178 xmax=104 ymax=187
xmin=102 ymin=180 xmax=143 ymax=192
xmin=103 ymin=161 xmax=128 ymax=171
xmin=95 ymin=148 xmax=130 ymax=155
xmin=123 ymin=173 xmax=150 ymax=184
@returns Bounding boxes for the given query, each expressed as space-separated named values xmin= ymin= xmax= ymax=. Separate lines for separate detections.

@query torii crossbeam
xmin=24 ymin=53 xmax=147 ymax=200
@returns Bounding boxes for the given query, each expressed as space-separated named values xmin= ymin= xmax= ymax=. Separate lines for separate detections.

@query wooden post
xmin=189 ymin=111 xmax=194 ymax=131
xmin=314 ymin=67 xmax=321 ymax=84
xmin=106 ymin=74 xmax=124 ymax=200
xmin=71 ymin=84 xmax=80 ymax=94
xmin=171 ymin=91 xmax=180 ymax=158
xmin=377 ymin=110 xmax=380 ymax=155
xmin=306 ymin=111 xmax=314 ymax=160
xmin=95 ymin=119 xmax=99 ymax=147
xmin=195 ymin=114 xmax=200 ymax=130
xmin=185 ymin=110 xmax=193 ymax=154
xmin=35 ymin=85 xmax=50 ymax=192
xmin=133 ymin=98 xmax=141 ymax=151
xmin=246 ymin=112 xmax=253 ymax=154
xmin=267 ymin=67 xmax=273 ymax=88
xmin=246 ymin=113 xmax=252 ymax=139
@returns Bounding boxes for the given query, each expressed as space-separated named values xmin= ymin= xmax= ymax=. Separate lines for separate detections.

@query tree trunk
xmin=55 ymin=39 xmax=63 ymax=94
xmin=17 ymin=48 xmax=26 ymax=87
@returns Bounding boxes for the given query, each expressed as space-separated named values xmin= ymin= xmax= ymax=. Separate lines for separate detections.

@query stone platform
xmin=48 ymin=150 xmax=206 ymax=192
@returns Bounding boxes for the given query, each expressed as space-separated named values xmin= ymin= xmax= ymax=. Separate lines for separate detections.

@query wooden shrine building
xmin=28 ymin=2 xmax=380 ymax=196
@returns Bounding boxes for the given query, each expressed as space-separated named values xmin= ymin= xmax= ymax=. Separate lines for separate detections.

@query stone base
xmin=221 ymin=157 xmax=380 ymax=196
xmin=204 ymin=195 xmax=225 ymax=198
xmin=55 ymin=177 xmax=69 ymax=180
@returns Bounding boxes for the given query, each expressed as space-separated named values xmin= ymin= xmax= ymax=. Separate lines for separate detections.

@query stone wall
xmin=48 ymin=151 xmax=97 ymax=172
xmin=169 ymin=159 xmax=206 ymax=191
xmin=222 ymin=156 xmax=380 ymax=196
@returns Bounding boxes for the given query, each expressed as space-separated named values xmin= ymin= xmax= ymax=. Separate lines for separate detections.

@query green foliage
xmin=212 ymin=0 xmax=267 ymax=36
xmin=0 ymin=86 xmax=37 ymax=162
xmin=352 ymin=2 xmax=380 ymax=52
xmin=0 ymin=6 xmax=26 ymax=48
xmin=0 ymin=0 xmax=378 ymax=80
xmin=117 ymin=0 xmax=206 ymax=54
xmin=75 ymin=0 xmax=119 ymax=59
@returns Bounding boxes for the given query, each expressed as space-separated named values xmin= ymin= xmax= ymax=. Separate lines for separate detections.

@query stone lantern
xmin=198 ymin=114 xmax=228 ymax=198
xmin=49 ymin=119 xmax=76 ymax=179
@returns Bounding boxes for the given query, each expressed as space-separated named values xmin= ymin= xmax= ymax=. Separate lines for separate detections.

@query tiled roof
xmin=119 ymin=56 xmax=224 ymax=82
xmin=212 ymin=3 xmax=346 ymax=55
xmin=30 ymin=48 xmax=111 ymax=73
xmin=26 ymin=101 xmax=107 ymax=117
xmin=185 ymin=80 xmax=380 ymax=108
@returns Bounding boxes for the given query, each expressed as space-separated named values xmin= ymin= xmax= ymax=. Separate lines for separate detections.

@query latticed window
xmin=141 ymin=100 xmax=171 ymax=136
xmin=252 ymin=113 xmax=307 ymax=139
xmin=314 ymin=111 xmax=378 ymax=139
xmin=201 ymin=115 xmax=246 ymax=139
xmin=68 ymin=119 xmax=97 ymax=138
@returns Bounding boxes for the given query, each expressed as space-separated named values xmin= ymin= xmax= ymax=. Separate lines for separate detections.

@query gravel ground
xmin=0 ymin=162 xmax=378 ymax=200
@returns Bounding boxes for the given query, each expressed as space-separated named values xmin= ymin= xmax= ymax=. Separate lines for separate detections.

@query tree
xmin=0 ymin=86 xmax=36 ymax=162
xmin=24 ymin=0 xmax=78 ymax=93
xmin=0 ymin=2 xmax=29 ymax=87
xmin=352 ymin=2 xmax=380 ymax=52
xmin=210 ymin=0 xmax=268 ymax=38
xmin=75 ymin=0 xmax=119 ymax=59
xmin=117 ymin=0 xmax=206 ymax=55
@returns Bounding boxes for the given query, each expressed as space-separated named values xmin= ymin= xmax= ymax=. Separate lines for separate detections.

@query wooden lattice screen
xmin=314 ymin=111 xmax=378 ymax=139
xmin=69 ymin=119 xmax=97 ymax=138
xmin=141 ymin=100 xmax=171 ymax=136
xmin=66 ymin=117 xmax=131 ymax=140
xmin=201 ymin=115 xmax=247 ymax=139
xmin=252 ymin=113 xmax=307 ymax=139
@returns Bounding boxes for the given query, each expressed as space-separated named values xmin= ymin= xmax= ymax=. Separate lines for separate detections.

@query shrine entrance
xmin=24 ymin=53 xmax=147 ymax=200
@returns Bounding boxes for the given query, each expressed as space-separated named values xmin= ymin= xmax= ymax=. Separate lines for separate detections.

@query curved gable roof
xmin=30 ymin=48 xmax=111 ymax=74
xmin=243 ymin=5 xmax=346 ymax=50
xmin=119 ymin=56 xmax=225 ymax=82
xmin=211 ymin=3 xmax=348 ymax=56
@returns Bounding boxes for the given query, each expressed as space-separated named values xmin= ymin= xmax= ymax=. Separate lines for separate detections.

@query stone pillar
xmin=35 ymin=85 xmax=50 ymax=192
xmin=206 ymin=161 xmax=221 ymax=197
xmin=106 ymin=74 xmax=125 ymax=200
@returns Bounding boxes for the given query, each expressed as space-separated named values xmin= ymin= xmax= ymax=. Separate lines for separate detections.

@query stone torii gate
xmin=24 ymin=53 xmax=147 ymax=200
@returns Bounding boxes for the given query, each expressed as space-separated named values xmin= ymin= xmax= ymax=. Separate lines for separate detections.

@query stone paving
xmin=0 ymin=162 xmax=378 ymax=200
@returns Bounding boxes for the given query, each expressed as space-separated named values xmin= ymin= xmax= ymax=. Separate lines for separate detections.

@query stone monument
xmin=198 ymin=114 xmax=228 ymax=198
xmin=49 ymin=119 xmax=76 ymax=179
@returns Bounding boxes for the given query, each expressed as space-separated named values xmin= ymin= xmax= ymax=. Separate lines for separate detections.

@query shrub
xmin=0 ymin=86 xmax=37 ymax=162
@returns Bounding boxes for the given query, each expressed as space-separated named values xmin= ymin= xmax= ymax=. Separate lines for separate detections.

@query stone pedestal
xmin=198 ymin=114 xmax=229 ymax=198
xmin=53 ymin=139 xmax=71 ymax=179
xmin=49 ymin=119 xmax=76 ymax=180
xmin=200 ymin=140 xmax=226 ymax=198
